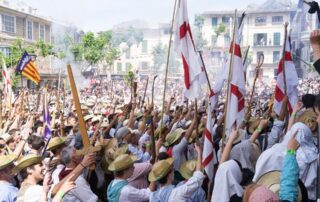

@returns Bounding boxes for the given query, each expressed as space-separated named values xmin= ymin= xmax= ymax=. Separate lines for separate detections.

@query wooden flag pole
xmin=222 ymin=10 xmax=237 ymax=147
xmin=141 ymin=76 xmax=149 ymax=108
xmin=282 ymin=22 xmax=289 ymax=96
xmin=246 ymin=54 xmax=264 ymax=120
xmin=67 ymin=64 xmax=100 ymax=169
xmin=159 ymin=0 xmax=178 ymax=140
xmin=60 ymin=78 xmax=66 ymax=136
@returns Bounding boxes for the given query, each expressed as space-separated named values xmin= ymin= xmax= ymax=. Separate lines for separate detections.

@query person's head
xmin=67 ymin=115 xmax=77 ymax=126
xmin=61 ymin=146 xmax=83 ymax=167
xmin=148 ymin=158 xmax=174 ymax=186
xmin=297 ymin=110 xmax=318 ymax=133
xmin=0 ymin=138 xmax=6 ymax=155
xmin=108 ymin=154 xmax=137 ymax=179
xmin=27 ymin=135 xmax=45 ymax=151
xmin=14 ymin=155 xmax=45 ymax=183
xmin=315 ymin=95 xmax=320 ymax=125
xmin=0 ymin=154 xmax=16 ymax=181
xmin=302 ymin=94 xmax=316 ymax=109
xmin=243 ymin=184 xmax=279 ymax=202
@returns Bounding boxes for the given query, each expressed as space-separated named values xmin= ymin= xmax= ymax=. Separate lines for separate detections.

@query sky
xmin=18 ymin=0 xmax=268 ymax=32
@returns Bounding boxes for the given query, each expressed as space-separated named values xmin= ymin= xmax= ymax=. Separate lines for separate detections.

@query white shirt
xmin=172 ymin=137 xmax=188 ymax=170
xmin=139 ymin=132 xmax=150 ymax=150
xmin=63 ymin=174 xmax=98 ymax=202
xmin=52 ymin=164 xmax=65 ymax=185
xmin=168 ymin=171 xmax=205 ymax=201
xmin=111 ymin=179 xmax=151 ymax=202
xmin=23 ymin=185 xmax=43 ymax=202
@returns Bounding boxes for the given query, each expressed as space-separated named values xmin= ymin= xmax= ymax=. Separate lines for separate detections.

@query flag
xmin=174 ymin=0 xmax=204 ymax=99
xmin=16 ymin=51 xmax=40 ymax=85
xmin=1 ymin=57 xmax=14 ymax=104
xmin=202 ymin=102 xmax=217 ymax=181
xmin=273 ymin=35 xmax=298 ymax=115
xmin=43 ymin=89 xmax=51 ymax=140
xmin=225 ymin=17 xmax=246 ymax=134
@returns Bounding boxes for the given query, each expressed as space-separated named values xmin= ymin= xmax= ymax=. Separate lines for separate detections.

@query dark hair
xmin=27 ymin=135 xmax=45 ymax=150
xmin=302 ymin=94 xmax=316 ymax=109
xmin=158 ymin=152 xmax=169 ymax=160
xmin=158 ymin=171 xmax=171 ymax=185
xmin=114 ymin=170 xmax=124 ymax=177
xmin=315 ymin=95 xmax=320 ymax=111
xmin=18 ymin=164 xmax=35 ymax=181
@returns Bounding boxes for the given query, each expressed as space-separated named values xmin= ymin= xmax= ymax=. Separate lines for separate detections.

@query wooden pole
xmin=141 ymin=76 xmax=149 ymax=108
xmin=198 ymin=51 xmax=212 ymax=92
xmin=159 ymin=0 xmax=178 ymax=139
xmin=222 ymin=10 xmax=237 ymax=146
xmin=282 ymin=22 xmax=289 ymax=96
xmin=246 ymin=54 xmax=264 ymax=120
xmin=60 ymin=78 xmax=66 ymax=136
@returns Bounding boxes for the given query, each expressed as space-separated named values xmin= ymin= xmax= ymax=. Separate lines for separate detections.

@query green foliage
xmin=194 ymin=15 xmax=205 ymax=29
xmin=215 ymin=23 xmax=226 ymax=37
xmin=36 ymin=40 xmax=54 ymax=57
xmin=152 ymin=43 xmax=166 ymax=72
xmin=124 ymin=67 xmax=135 ymax=87
xmin=69 ymin=31 xmax=119 ymax=66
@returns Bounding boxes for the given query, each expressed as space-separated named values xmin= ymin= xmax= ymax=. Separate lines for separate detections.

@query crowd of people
xmin=0 ymin=30 xmax=319 ymax=202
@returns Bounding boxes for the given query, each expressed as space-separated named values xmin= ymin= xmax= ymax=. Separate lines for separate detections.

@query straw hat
xmin=13 ymin=154 xmax=44 ymax=173
xmin=108 ymin=154 xmax=137 ymax=172
xmin=188 ymin=125 xmax=205 ymax=143
xmin=155 ymin=127 xmax=166 ymax=139
xmin=256 ymin=170 xmax=306 ymax=201
xmin=165 ymin=128 xmax=186 ymax=147
xmin=84 ymin=115 xmax=94 ymax=122
xmin=92 ymin=116 xmax=101 ymax=123
xmin=47 ymin=137 xmax=66 ymax=151
xmin=101 ymin=121 xmax=109 ymax=128
xmin=101 ymin=138 xmax=118 ymax=173
xmin=148 ymin=158 xmax=174 ymax=182
xmin=0 ymin=154 xmax=15 ymax=170
xmin=179 ymin=160 xmax=197 ymax=180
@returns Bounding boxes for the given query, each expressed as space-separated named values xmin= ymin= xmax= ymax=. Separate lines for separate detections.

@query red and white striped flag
xmin=273 ymin=35 xmax=298 ymax=115
xmin=174 ymin=0 xmax=204 ymax=99
xmin=225 ymin=18 xmax=246 ymax=134
xmin=202 ymin=102 xmax=217 ymax=181
xmin=1 ymin=57 xmax=14 ymax=104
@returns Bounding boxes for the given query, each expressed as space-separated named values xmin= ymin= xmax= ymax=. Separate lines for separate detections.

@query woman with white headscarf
xmin=253 ymin=122 xmax=318 ymax=200
xmin=211 ymin=160 xmax=243 ymax=202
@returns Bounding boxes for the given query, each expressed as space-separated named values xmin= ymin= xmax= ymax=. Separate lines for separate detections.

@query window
xmin=0 ymin=47 xmax=11 ymax=56
xmin=125 ymin=49 xmax=131 ymax=59
xmin=141 ymin=62 xmax=149 ymax=70
xmin=256 ymin=51 xmax=264 ymax=63
xmin=142 ymin=40 xmax=148 ymax=53
xmin=211 ymin=35 xmax=217 ymax=46
xmin=273 ymin=51 xmax=280 ymax=63
xmin=272 ymin=16 xmax=283 ymax=24
xmin=117 ymin=63 xmax=122 ymax=72
xmin=211 ymin=17 xmax=218 ymax=27
xmin=255 ymin=16 xmax=266 ymax=25
xmin=125 ymin=63 xmax=131 ymax=72
xmin=222 ymin=16 xmax=230 ymax=24
xmin=39 ymin=24 xmax=45 ymax=40
xmin=2 ymin=14 xmax=15 ymax=33
xmin=253 ymin=33 xmax=267 ymax=46
xmin=273 ymin=32 xmax=281 ymax=46
xmin=27 ymin=21 xmax=33 ymax=40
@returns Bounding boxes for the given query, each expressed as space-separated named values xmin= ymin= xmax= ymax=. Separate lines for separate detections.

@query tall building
xmin=200 ymin=0 xmax=310 ymax=82
xmin=112 ymin=20 xmax=180 ymax=77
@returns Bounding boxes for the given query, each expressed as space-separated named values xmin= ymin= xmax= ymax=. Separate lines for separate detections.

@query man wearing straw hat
xmin=0 ymin=154 xmax=18 ymax=202
xmin=14 ymin=154 xmax=50 ymax=202
xmin=107 ymin=154 xmax=155 ymax=202
xmin=148 ymin=143 xmax=205 ymax=201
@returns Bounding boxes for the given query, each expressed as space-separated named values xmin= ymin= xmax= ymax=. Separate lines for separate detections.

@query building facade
xmin=200 ymin=0 xmax=311 ymax=82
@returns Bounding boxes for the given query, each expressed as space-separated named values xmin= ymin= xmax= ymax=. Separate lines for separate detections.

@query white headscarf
xmin=211 ymin=160 xmax=243 ymax=202
xmin=253 ymin=122 xmax=318 ymax=200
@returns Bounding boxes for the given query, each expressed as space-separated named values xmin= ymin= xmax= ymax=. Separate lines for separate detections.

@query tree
xmin=214 ymin=23 xmax=226 ymax=37
xmin=194 ymin=15 xmax=207 ymax=50
xmin=151 ymin=43 xmax=166 ymax=73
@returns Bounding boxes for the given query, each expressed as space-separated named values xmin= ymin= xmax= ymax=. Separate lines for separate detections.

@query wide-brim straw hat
xmin=84 ymin=115 xmax=94 ymax=122
xmin=13 ymin=154 xmax=44 ymax=173
xmin=256 ymin=170 xmax=306 ymax=201
xmin=101 ymin=138 xmax=118 ymax=173
xmin=47 ymin=137 xmax=67 ymax=151
xmin=179 ymin=160 xmax=197 ymax=180
xmin=165 ymin=128 xmax=186 ymax=147
xmin=108 ymin=154 xmax=137 ymax=172
xmin=148 ymin=158 xmax=174 ymax=182
xmin=0 ymin=154 xmax=16 ymax=170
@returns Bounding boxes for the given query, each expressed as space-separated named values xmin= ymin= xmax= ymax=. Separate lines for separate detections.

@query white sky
xmin=19 ymin=0 xmax=268 ymax=32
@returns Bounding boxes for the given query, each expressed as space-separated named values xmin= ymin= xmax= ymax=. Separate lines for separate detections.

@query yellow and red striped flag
xmin=16 ymin=51 xmax=40 ymax=85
